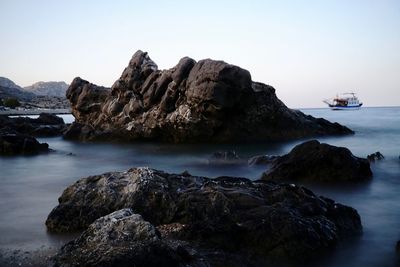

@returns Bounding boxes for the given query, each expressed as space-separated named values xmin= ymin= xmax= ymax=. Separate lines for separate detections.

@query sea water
xmin=0 ymin=107 xmax=399 ymax=266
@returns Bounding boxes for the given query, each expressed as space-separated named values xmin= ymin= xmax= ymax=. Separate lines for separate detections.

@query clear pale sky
xmin=0 ymin=0 xmax=399 ymax=108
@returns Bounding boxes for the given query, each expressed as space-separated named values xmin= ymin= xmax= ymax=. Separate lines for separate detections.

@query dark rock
xmin=0 ymin=128 xmax=49 ymax=155
xmin=367 ymin=151 xmax=384 ymax=162
xmin=46 ymin=167 xmax=362 ymax=263
xmin=64 ymin=50 xmax=353 ymax=143
xmin=50 ymin=209 xmax=205 ymax=267
xmin=0 ymin=114 xmax=66 ymax=137
xmin=248 ymin=155 xmax=278 ymax=165
xmin=262 ymin=140 xmax=373 ymax=183
xmin=36 ymin=113 xmax=65 ymax=125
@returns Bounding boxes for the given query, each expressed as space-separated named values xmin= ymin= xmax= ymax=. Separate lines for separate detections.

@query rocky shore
xmin=46 ymin=166 xmax=362 ymax=266
xmin=64 ymin=50 xmax=353 ymax=142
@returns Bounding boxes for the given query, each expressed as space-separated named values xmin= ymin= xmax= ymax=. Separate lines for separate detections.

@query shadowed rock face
xmin=0 ymin=129 xmax=49 ymax=155
xmin=46 ymin=167 xmax=362 ymax=263
xmin=64 ymin=50 xmax=353 ymax=142
xmin=262 ymin=140 xmax=373 ymax=183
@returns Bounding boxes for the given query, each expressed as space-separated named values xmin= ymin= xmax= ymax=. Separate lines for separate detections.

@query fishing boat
xmin=323 ymin=93 xmax=363 ymax=110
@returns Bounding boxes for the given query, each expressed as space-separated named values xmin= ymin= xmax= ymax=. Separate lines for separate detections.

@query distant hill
xmin=0 ymin=77 xmax=35 ymax=100
xmin=0 ymin=77 xmax=22 ymax=89
xmin=0 ymin=77 xmax=70 ymax=109
xmin=24 ymin=81 xmax=69 ymax=97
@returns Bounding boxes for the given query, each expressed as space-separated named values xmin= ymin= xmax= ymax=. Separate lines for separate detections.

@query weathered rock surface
xmin=262 ymin=140 xmax=372 ymax=183
xmin=47 ymin=167 xmax=362 ymax=263
xmin=0 ymin=128 xmax=49 ymax=155
xmin=0 ymin=113 xmax=66 ymax=137
xmin=64 ymin=50 xmax=353 ymax=142
xmin=51 ymin=209 xmax=205 ymax=267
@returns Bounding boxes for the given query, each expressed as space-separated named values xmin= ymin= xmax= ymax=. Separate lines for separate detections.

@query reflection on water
xmin=0 ymin=107 xmax=400 ymax=266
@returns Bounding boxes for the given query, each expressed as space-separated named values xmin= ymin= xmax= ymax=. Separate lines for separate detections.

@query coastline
xmin=0 ymin=109 xmax=71 ymax=116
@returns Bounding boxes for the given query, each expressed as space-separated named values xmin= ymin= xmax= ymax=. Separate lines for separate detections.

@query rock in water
xmin=64 ymin=50 xmax=353 ymax=142
xmin=50 ymin=209 xmax=202 ymax=267
xmin=47 ymin=167 xmax=362 ymax=263
xmin=262 ymin=140 xmax=373 ymax=182
xmin=0 ymin=113 xmax=66 ymax=137
xmin=0 ymin=129 xmax=49 ymax=155
xmin=367 ymin=151 xmax=384 ymax=162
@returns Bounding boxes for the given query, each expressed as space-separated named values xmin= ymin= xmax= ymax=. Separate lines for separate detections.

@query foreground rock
xmin=262 ymin=140 xmax=372 ymax=183
xmin=51 ymin=209 xmax=204 ymax=267
xmin=0 ymin=113 xmax=66 ymax=137
xmin=64 ymin=50 xmax=352 ymax=142
xmin=47 ymin=167 xmax=362 ymax=264
xmin=0 ymin=128 xmax=49 ymax=155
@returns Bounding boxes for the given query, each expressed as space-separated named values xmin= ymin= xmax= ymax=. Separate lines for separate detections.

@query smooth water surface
xmin=1 ymin=107 xmax=399 ymax=266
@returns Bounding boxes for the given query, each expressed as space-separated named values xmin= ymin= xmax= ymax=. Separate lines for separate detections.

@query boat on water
xmin=323 ymin=93 xmax=363 ymax=110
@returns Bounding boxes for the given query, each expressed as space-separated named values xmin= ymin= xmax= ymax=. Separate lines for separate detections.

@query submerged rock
xmin=262 ymin=140 xmax=372 ymax=183
xmin=47 ymin=167 xmax=362 ymax=263
xmin=50 ymin=209 xmax=204 ymax=267
xmin=0 ymin=128 xmax=49 ymax=155
xmin=64 ymin=50 xmax=353 ymax=142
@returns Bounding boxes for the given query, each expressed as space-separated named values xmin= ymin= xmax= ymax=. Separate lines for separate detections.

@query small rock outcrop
xmin=64 ymin=50 xmax=353 ymax=143
xmin=51 ymin=209 xmax=204 ymax=267
xmin=367 ymin=151 xmax=384 ymax=162
xmin=0 ymin=129 xmax=49 ymax=155
xmin=0 ymin=113 xmax=66 ymax=137
xmin=47 ymin=167 xmax=362 ymax=264
xmin=262 ymin=140 xmax=372 ymax=183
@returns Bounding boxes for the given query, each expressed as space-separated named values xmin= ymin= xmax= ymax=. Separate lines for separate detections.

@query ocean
xmin=0 ymin=107 xmax=399 ymax=266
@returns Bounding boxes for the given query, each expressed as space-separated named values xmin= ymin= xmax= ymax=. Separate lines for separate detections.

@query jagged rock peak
xmin=64 ymin=50 xmax=353 ymax=143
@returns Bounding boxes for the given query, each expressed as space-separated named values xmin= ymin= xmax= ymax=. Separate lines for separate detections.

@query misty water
xmin=1 ymin=108 xmax=399 ymax=266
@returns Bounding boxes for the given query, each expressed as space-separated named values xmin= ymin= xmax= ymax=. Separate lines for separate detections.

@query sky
xmin=0 ymin=0 xmax=399 ymax=108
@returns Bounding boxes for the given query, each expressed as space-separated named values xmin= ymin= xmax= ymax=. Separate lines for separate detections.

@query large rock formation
xmin=46 ymin=167 xmax=362 ymax=264
xmin=64 ymin=50 xmax=352 ymax=142
xmin=262 ymin=140 xmax=373 ymax=183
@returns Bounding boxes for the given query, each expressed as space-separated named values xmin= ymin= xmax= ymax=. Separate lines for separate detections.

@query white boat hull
xmin=329 ymin=104 xmax=362 ymax=110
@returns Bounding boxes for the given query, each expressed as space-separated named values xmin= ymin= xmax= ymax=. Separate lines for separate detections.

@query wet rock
xmin=262 ymin=140 xmax=373 ymax=183
xmin=367 ymin=151 xmax=384 ymax=162
xmin=46 ymin=167 xmax=362 ymax=263
xmin=50 ymin=209 xmax=204 ymax=267
xmin=0 ymin=128 xmax=49 ymax=155
xmin=64 ymin=50 xmax=353 ymax=143
xmin=248 ymin=155 xmax=278 ymax=165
